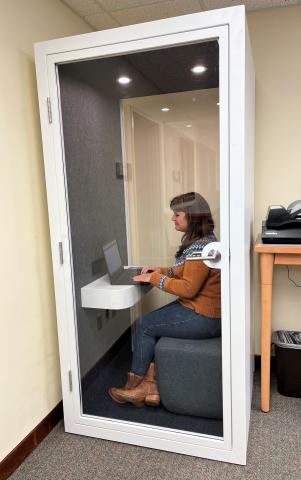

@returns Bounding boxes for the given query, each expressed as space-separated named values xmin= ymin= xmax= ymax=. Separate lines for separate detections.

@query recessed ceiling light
xmin=117 ymin=76 xmax=131 ymax=84
xmin=186 ymin=124 xmax=192 ymax=128
xmin=161 ymin=107 xmax=170 ymax=112
xmin=191 ymin=65 xmax=207 ymax=74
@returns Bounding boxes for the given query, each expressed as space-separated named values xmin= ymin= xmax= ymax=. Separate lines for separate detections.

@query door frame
xmin=34 ymin=6 xmax=254 ymax=464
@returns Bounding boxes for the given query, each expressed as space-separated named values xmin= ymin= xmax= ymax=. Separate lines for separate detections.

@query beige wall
xmin=247 ymin=6 xmax=301 ymax=354
xmin=0 ymin=0 xmax=92 ymax=462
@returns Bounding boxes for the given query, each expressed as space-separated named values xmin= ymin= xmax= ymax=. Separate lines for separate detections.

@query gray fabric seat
xmin=155 ymin=336 xmax=222 ymax=419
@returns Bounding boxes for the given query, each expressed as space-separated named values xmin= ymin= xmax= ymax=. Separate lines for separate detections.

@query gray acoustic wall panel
xmin=59 ymin=67 xmax=130 ymax=378
xmin=58 ymin=56 xmax=160 ymax=378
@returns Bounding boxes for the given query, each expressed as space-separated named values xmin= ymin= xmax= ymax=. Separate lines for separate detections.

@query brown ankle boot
xmin=112 ymin=363 xmax=160 ymax=407
xmin=108 ymin=372 xmax=142 ymax=405
xmin=143 ymin=362 xmax=161 ymax=407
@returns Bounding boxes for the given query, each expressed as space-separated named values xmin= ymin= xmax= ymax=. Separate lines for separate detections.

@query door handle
xmin=186 ymin=249 xmax=221 ymax=262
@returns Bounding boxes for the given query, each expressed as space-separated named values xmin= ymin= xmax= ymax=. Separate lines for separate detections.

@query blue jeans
xmin=131 ymin=300 xmax=221 ymax=376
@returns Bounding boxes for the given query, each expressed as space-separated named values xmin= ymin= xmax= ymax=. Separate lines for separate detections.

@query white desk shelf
xmin=81 ymin=274 xmax=151 ymax=310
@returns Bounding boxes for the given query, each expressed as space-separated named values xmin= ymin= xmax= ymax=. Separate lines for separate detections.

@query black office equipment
xmin=261 ymin=201 xmax=301 ymax=244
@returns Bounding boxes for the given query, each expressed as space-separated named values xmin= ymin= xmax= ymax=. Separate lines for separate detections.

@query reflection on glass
xmin=123 ymin=89 xmax=220 ymax=267
xmin=58 ymin=39 xmax=222 ymax=437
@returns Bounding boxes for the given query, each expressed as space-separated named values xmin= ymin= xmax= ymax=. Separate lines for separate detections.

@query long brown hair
xmin=170 ymin=192 xmax=214 ymax=258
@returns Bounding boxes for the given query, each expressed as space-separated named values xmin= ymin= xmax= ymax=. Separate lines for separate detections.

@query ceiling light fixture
xmin=191 ymin=65 xmax=207 ymax=74
xmin=186 ymin=124 xmax=192 ymax=128
xmin=117 ymin=76 xmax=131 ymax=84
xmin=161 ymin=107 xmax=170 ymax=112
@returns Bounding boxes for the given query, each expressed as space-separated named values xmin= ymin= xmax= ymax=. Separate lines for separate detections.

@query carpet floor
xmin=11 ymin=371 xmax=301 ymax=480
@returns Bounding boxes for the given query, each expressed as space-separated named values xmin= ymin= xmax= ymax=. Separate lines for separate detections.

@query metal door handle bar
xmin=186 ymin=249 xmax=221 ymax=262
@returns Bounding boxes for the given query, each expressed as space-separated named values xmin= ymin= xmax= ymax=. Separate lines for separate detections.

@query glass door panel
xmin=58 ymin=38 xmax=223 ymax=437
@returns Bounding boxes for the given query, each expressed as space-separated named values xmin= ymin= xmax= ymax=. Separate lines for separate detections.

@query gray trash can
xmin=272 ymin=330 xmax=301 ymax=398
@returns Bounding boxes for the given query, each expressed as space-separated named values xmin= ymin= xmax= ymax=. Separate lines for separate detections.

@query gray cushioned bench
xmin=155 ymin=336 xmax=222 ymax=419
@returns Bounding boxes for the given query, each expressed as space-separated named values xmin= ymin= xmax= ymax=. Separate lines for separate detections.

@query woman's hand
xmin=140 ymin=266 xmax=160 ymax=274
xmin=133 ymin=273 xmax=152 ymax=283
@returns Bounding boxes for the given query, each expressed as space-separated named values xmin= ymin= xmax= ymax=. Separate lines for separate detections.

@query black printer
xmin=261 ymin=200 xmax=301 ymax=244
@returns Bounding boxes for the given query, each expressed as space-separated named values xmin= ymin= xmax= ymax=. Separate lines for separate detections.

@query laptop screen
xmin=102 ymin=240 xmax=122 ymax=276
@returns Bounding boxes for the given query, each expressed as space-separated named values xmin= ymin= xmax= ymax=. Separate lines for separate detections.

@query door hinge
xmin=47 ymin=97 xmax=52 ymax=124
xmin=59 ymin=241 xmax=64 ymax=265
xmin=68 ymin=370 xmax=73 ymax=392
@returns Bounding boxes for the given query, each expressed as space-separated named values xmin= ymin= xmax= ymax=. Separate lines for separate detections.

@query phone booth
xmin=34 ymin=5 xmax=254 ymax=464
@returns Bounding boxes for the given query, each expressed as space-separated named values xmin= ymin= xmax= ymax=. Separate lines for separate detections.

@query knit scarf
xmin=173 ymin=234 xmax=216 ymax=267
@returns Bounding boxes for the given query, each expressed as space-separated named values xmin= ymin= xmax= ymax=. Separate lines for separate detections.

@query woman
xmin=109 ymin=192 xmax=221 ymax=407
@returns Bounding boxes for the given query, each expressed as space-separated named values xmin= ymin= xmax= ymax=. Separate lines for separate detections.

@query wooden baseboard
xmin=0 ymin=401 xmax=63 ymax=480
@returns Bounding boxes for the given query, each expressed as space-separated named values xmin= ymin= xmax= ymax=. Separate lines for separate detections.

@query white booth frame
xmin=35 ymin=5 xmax=254 ymax=465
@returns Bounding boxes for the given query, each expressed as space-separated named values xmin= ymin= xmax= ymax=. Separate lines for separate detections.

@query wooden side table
xmin=254 ymin=238 xmax=301 ymax=412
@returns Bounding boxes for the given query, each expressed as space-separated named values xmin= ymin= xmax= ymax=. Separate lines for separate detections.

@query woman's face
xmin=171 ymin=211 xmax=188 ymax=232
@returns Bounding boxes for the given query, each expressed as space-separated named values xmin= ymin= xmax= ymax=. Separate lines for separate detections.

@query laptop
xmin=102 ymin=240 xmax=147 ymax=285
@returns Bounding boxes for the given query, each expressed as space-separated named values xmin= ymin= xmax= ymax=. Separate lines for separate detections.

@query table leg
xmin=260 ymin=252 xmax=274 ymax=412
